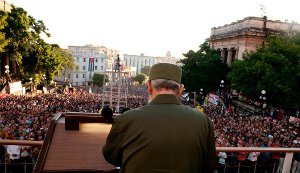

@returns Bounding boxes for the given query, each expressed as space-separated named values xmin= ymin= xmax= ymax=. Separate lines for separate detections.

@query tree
xmin=92 ymin=73 xmax=106 ymax=87
xmin=133 ymin=73 xmax=147 ymax=85
xmin=180 ymin=41 xmax=229 ymax=93
xmin=1 ymin=6 xmax=50 ymax=79
xmin=227 ymin=34 xmax=300 ymax=109
xmin=140 ymin=66 xmax=151 ymax=76
xmin=0 ymin=6 xmax=75 ymax=83
xmin=39 ymin=43 xmax=76 ymax=83
xmin=0 ymin=11 xmax=8 ymax=52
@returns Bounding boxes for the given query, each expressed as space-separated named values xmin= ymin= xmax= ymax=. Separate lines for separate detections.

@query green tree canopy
xmin=140 ymin=66 xmax=151 ymax=76
xmin=92 ymin=73 xmax=106 ymax=87
xmin=133 ymin=73 xmax=147 ymax=85
xmin=0 ymin=11 xmax=8 ymax=52
xmin=0 ymin=6 xmax=75 ymax=83
xmin=180 ymin=41 xmax=229 ymax=93
xmin=227 ymin=34 xmax=300 ymax=109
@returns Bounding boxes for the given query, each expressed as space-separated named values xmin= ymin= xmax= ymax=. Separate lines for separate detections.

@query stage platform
xmin=34 ymin=112 xmax=118 ymax=173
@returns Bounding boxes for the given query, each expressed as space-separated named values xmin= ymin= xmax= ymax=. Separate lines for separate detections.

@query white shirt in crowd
xmin=21 ymin=146 xmax=31 ymax=157
xmin=6 ymin=145 xmax=21 ymax=160
xmin=218 ymin=152 xmax=227 ymax=164
xmin=247 ymin=152 xmax=260 ymax=161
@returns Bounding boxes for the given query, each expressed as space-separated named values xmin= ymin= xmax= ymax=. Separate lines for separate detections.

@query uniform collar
xmin=149 ymin=94 xmax=182 ymax=105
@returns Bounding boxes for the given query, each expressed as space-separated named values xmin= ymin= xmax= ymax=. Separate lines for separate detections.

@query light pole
xmin=192 ymin=91 xmax=197 ymax=108
xmin=4 ymin=65 xmax=9 ymax=74
xmin=259 ymin=89 xmax=267 ymax=109
xmin=29 ymin=77 xmax=33 ymax=95
xmin=4 ymin=65 xmax=10 ymax=80
xmin=4 ymin=65 xmax=10 ymax=93
xmin=218 ymin=80 xmax=224 ymax=96
xmin=220 ymin=80 xmax=224 ymax=89
xmin=199 ymin=88 xmax=204 ymax=105
xmin=43 ymin=74 xmax=46 ymax=85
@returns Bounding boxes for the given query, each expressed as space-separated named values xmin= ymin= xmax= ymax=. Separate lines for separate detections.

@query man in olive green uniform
xmin=103 ymin=63 xmax=216 ymax=173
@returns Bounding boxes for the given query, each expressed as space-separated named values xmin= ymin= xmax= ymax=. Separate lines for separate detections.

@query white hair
xmin=151 ymin=79 xmax=180 ymax=92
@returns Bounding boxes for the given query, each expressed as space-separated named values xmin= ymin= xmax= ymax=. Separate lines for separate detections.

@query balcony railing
xmin=0 ymin=140 xmax=299 ymax=173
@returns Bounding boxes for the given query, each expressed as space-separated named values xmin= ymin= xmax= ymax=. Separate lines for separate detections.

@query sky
xmin=6 ymin=0 xmax=300 ymax=58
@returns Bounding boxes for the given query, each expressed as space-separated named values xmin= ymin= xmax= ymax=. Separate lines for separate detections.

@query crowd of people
xmin=0 ymin=84 xmax=299 ymax=172
xmin=205 ymin=104 xmax=300 ymax=173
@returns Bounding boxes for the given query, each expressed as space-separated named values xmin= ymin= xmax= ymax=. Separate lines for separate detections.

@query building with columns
xmin=209 ymin=16 xmax=300 ymax=66
xmin=56 ymin=45 xmax=119 ymax=86
xmin=123 ymin=51 xmax=180 ymax=75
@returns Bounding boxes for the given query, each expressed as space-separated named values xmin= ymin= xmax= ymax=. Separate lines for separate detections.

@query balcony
xmin=1 ymin=139 xmax=299 ymax=172
xmin=0 ymin=112 xmax=299 ymax=173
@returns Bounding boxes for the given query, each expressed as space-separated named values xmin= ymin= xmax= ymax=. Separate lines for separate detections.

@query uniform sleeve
xmin=203 ymin=117 xmax=217 ymax=173
xmin=102 ymin=118 xmax=124 ymax=166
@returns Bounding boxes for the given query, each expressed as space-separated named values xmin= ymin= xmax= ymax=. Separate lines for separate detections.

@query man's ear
xmin=147 ymin=80 xmax=152 ymax=95
xmin=176 ymin=84 xmax=184 ymax=96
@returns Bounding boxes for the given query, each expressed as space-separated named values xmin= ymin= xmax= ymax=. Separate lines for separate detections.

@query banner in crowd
xmin=9 ymin=81 xmax=22 ymax=94
xmin=208 ymin=93 xmax=219 ymax=105
xmin=289 ymin=116 xmax=300 ymax=124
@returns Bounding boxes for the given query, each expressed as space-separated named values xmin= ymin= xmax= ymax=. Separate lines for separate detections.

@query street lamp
xmin=4 ymin=65 xmax=10 ymax=93
xmin=259 ymin=90 xmax=267 ymax=109
xmin=199 ymin=88 xmax=204 ymax=104
xmin=4 ymin=65 xmax=10 ymax=81
xmin=218 ymin=80 xmax=224 ymax=96
xmin=4 ymin=65 xmax=9 ymax=74
xmin=200 ymin=88 xmax=203 ymax=95
xmin=43 ymin=74 xmax=47 ymax=85
xmin=220 ymin=80 xmax=224 ymax=88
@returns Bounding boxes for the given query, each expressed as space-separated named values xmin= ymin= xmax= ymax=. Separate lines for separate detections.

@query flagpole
xmin=116 ymin=54 xmax=121 ymax=114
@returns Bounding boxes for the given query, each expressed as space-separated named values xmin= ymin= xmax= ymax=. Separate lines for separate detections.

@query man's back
xmin=103 ymin=94 xmax=216 ymax=173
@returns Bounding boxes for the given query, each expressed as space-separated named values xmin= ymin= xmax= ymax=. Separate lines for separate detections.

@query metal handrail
xmin=218 ymin=147 xmax=300 ymax=153
xmin=0 ymin=140 xmax=299 ymax=173
xmin=0 ymin=139 xmax=43 ymax=146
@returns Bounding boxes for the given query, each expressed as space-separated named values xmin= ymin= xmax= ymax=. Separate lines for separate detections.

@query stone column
xmin=236 ymin=47 xmax=240 ymax=60
xmin=221 ymin=49 xmax=226 ymax=63
xmin=227 ymin=48 xmax=233 ymax=66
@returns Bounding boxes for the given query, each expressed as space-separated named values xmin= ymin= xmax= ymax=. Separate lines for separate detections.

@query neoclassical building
xmin=123 ymin=51 xmax=180 ymax=75
xmin=56 ymin=45 xmax=119 ymax=86
xmin=209 ymin=16 xmax=300 ymax=65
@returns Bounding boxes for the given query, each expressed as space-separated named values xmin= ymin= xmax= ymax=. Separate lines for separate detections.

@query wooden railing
xmin=0 ymin=140 xmax=299 ymax=173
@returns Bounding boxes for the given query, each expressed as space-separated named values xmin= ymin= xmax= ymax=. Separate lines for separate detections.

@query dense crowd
xmin=206 ymin=104 xmax=300 ymax=173
xmin=0 ymin=85 xmax=299 ymax=173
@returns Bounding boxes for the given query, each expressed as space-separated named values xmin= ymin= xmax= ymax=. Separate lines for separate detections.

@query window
xmin=95 ymin=66 xmax=98 ymax=70
xmin=76 ymin=57 xmax=79 ymax=62
xmin=83 ymin=58 xmax=86 ymax=62
xmin=101 ymin=66 xmax=103 ymax=70
xmin=95 ymin=58 xmax=98 ymax=62
xmin=83 ymin=74 xmax=85 ymax=78
xmin=83 ymin=66 xmax=86 ymax=70
xmin=101 ymin=58 xmax=103 ymax=63
xmin=68 ymin=74 xmax=71 ymax=78
xmin=89 ymin=73 xmax=92 ymax=79
xmin=76 ymin=74 xmax=78 ymax=78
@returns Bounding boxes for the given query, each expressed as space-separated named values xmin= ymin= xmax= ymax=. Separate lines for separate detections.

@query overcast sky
xmin=6 ymin=0 xmax=300 ymax=58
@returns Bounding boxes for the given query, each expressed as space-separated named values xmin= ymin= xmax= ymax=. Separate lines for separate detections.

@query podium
xmin=34 ymin=112 xmax=118 ymax=173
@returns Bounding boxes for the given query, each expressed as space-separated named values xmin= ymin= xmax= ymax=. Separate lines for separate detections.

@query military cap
xmin=149 ymin=63 xmax=182 ymax=83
